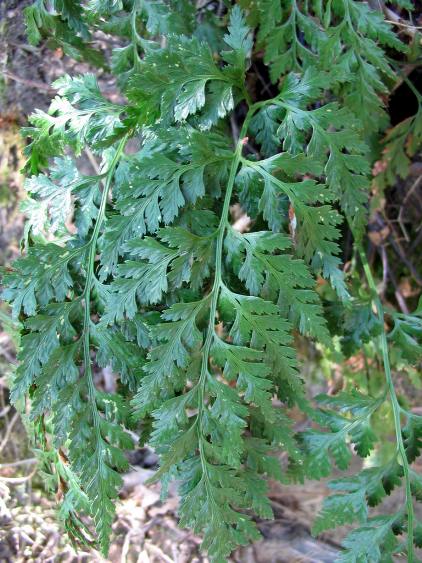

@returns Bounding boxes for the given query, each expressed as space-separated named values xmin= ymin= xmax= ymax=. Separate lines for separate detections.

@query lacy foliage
xmin=3 ymin=1 xmax=422 ymax=561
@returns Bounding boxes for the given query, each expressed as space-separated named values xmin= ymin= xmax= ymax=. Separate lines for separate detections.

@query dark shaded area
xmin=389 ymin=67 xmax=422 ymax=125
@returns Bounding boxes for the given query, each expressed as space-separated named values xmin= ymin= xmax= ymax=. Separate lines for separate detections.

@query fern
xmin=3 ymin=1 xmax=422 ymax=561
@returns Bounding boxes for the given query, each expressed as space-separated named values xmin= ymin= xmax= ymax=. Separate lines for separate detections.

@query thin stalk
xmin=82 ymin=134 xmax=128 ymax=435
xmin=196 ymin=106 xmax=257 ymax=480
xmin=357 ymin=245 xmax=414 ymax=561
xmin=131 ymin=0 xmax=143 ymax=69
xmin=387 ymin=57 xmax=422 ymax=104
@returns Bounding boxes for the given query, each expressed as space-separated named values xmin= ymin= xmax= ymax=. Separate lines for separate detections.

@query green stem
xmin=290 ymin=0 xmax=300 ymax=71
xmin=196 ymin=106 xmax=256 ymax=477
xmin=131 ymin=0 xmax=143 ymax=68
xmin=388 ymin=58 xmax=422 ymax=104
xmin=400 ymin=75 xmax=422 ymax=104
xmin=357 ymin=245 xmax=414 ymax=561
xmin=82 ymin=134 xmax=128 ymax=431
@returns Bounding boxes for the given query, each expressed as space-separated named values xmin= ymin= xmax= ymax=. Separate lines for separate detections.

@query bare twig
xmin=375 ymin=215 xmax=422 ymax=286
xmin=379 ymin=245 xmax=388 ymax=297
xmin=84 ymin=147 xmax=101 ymax=175
xmin=145 ymin=542 xmax=174 ymax=563
xmin=0 ymin=411 xmax=19 ymax=454
xmin=230 ymin=114 xmax=239 ymax=146
xmin=385 ymin=19 xmax=422 ymax=30
xmin=397 ymin=175 xmax=422 ymax=242
xmin=121 ymin=530 xmax=133 ymax=563
xmin=368 ymin=0 xmax=421 ymax=39
xmin=2 ymin=71 xmax=56 ymax=94
xmin=0 ymin=467 xmax=37 ymax=484
xmin=384 ymin=6 xmax=421 ymax=39
xmin=377 ymin=246 xmax=409 ymax=313
xmin=0 ymin=458 xmax=37 ymax=470
xmin=0 ymin=405 xmax=11 ymax=418
xmin=6 ymin=40 xmax=40 ymax=54
xmin=409 ymin=227 xmax=422 ymax=253
xmin=252 ymin=62 xmax=274 ymax=96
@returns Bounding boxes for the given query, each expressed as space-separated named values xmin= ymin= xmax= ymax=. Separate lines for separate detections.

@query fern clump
xmin=2 ymin=1 xmax=422 ymax=561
